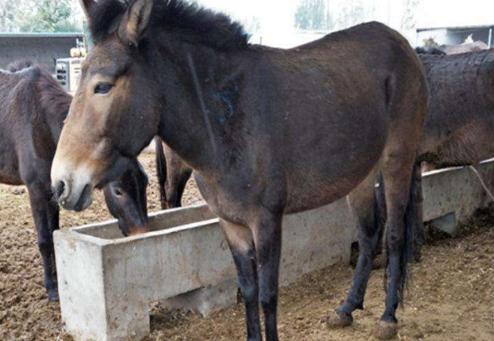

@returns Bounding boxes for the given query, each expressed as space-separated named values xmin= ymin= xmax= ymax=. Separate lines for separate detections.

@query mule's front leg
xmin=252 ymin=212 xmax=282 ymax=341
xmin=221 ymin=219 xmax=262 ymax=341
xmin=27 ymin=182 xmax=60 ymax=301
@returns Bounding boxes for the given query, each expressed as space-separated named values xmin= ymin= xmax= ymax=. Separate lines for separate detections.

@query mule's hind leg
xmin=327 ymin=167 xmax=383 ymax=328
xmin=26 ymin=181 xmax=60 ymax=301
xmin=374 ymin=152 xmax=417 ymax=339
xmin=221 ymin=219 xmax=262 ymax=341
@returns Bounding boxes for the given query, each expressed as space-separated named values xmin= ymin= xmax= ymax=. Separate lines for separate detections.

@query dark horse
xmin=0 ymin=60 xmax=149 ymax=301
xmin=408 ymin=49 xmax=494 ymax=253
xmin=51 ymin=0 xmax=428 ymax=339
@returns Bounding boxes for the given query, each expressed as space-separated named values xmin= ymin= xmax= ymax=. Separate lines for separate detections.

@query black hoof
xmin=326 ymin=310 xmax=353 ymax=328
xmin=48 ymin=288 xmax=59 ymax=302
xmin=372 ymin=320 xmax=398 ymax=340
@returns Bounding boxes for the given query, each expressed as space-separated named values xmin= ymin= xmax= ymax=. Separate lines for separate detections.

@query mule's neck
xmin=152 ymin=39 xmax=254 ymax=173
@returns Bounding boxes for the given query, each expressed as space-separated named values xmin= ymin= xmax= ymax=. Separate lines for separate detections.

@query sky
xmin=194 ymin=0 xmax=494 ymax=45
xmin=197 ymin=0 xmax=300 ymax=36
xmin=198 ymin=0 xmax=494 ymax=28
xmin=62 ymin=0 xmax=494 ymax=47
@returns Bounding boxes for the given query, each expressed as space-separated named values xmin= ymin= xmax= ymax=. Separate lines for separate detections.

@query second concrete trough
xmin=54 ymin=160 xmax=494 ymax=340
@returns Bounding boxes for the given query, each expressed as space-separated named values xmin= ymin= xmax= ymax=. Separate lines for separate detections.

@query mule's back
xmin=249 ymin=22 xmax=427 ymax=211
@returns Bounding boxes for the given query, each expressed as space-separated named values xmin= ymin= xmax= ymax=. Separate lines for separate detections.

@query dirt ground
xmin=0 ymin=153 xmax=493 ymax=340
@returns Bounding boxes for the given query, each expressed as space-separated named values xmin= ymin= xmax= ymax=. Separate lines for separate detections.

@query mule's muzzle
xmin=127 ymin=226 xmax=149 ymax=236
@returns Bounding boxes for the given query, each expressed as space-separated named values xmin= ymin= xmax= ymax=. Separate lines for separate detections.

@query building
xmin=416 ymin=25 xmax=493 ymax=47
xmin=0 ymin=33 xmax=83 ymax=72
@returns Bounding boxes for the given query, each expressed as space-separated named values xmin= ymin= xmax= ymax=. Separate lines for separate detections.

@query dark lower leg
xmin=336 ymin=170 xmax=381 ymax=317
xmin=28 ymin=184 xmax=59 ymax=301
xmin=338 ymin=226 xmax=380 ymax=315
xmin=234 ymin=249 xmax=261 ymax=340
xmin=221 ymin=220 xmax=261 ymax=341
xmin=381 ymin=209 xmax=407 ymax=323
xmin=254 ymin=213 xmax=282 ymax=341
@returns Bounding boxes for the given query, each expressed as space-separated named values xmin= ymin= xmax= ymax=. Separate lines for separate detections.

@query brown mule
xmin=51 ymin=0 xmax=428 ymax=339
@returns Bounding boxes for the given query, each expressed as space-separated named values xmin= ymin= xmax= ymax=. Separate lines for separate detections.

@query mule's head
xmin=104 ymin=159 xmax=149 ymax=236
xmin=52 ymin=0 xmax=159 ymax=210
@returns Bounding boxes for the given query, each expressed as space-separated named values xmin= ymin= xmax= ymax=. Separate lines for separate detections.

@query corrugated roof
xmin=0 ymin=32 xmax=83 ymax=38
xmin=417 ymin=25 xmax=494 ymax=32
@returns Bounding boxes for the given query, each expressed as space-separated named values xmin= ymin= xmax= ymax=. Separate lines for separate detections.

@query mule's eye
xmin=113 ymin=188 xmax=124 ymax=197
xmin=94 ymin=82 xmax=113 ymax=94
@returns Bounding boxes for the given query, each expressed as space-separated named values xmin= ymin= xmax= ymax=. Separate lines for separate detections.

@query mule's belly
xmin=0 ymin=143 xmax=22 ymax=185
xmin=420 ymin=118 xmax=494 ymax=166
xmin=283 ymin=146 xmax=382 ymax=214
xmin=0 ymin=174 xmax=22 ymax=186
xmin=280 ymin=106 xmax=387 ymax=213
xmin=0 ymin=160 xmax=22 ymax=185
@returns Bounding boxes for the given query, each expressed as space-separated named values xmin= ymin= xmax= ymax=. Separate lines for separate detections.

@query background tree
xmin=295 ymin=0 xmax=333 ymax=31
xmin=401 ymin=0 xmax=420 ymax=31
xmin=0 ymin=0 xmax=82 ymax=33
xmin=20 ymin=0 xmax=80 ymax=32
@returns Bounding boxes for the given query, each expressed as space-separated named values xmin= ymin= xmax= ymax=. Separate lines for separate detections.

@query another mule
xmin=418 ymin=49 xmax=494 ymax=167
xmin=51 ymin=0 xmax=428 ymax=339
xmin=409 ymin=50 xmax=494 ymax=252
xmin=0 ymin=60 xmax=148 ymax=301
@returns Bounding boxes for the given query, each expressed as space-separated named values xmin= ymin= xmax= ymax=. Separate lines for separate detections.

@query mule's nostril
xmin=58 ymin=181 xmax=65 ymax=197
xmin=53 ymin=180 xmax=67 ymax=201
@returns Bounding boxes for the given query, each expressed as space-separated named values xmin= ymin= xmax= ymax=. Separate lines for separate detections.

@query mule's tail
xmin=154 ymin=136 xmax=168 ymax=209
xmin=380 ymin=162 xmax=422 ymax=305
xmin=374 ymin=173 xmax=386 ymax=258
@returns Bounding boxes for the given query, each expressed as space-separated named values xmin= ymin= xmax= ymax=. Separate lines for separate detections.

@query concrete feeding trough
xmin=55 ymin=200 xmax=355 ymax=340
xmin=54 ymin=160 xmax=494 ymax=341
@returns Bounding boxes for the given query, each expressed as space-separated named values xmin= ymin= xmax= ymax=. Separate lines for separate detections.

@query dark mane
xmin=89 ymin=0 xmax=249 ymax=50
xmin=6 ymin=59 xmax=34 ymax=72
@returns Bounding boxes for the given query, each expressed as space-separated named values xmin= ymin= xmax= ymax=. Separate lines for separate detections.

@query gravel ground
xmin=0 ymin=154 xmax=493 ymax=340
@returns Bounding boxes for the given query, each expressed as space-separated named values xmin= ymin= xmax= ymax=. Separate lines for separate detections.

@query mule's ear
xmin=118 ymin=0 xmax=154 ymax=47
xmin=79 ymin=0 xmax=97 ymax=17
